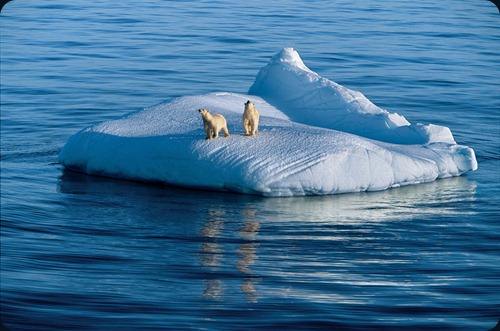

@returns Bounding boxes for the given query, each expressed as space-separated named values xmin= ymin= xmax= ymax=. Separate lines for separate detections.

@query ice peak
xmin=249 ymin=48 xmax=457 ymax=145
xmin=272 ymin=47 xmax=310 ymax=71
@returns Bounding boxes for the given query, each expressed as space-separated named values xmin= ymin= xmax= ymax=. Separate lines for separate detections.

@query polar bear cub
xmin=198 ymin=108 xmax=230 ymax=140
xmin=243 ymin=100 xmax=259 ymax=136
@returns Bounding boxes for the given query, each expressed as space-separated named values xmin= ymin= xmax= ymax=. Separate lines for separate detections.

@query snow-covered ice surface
xmin=59 ymin=48 xmax=477 ymax=197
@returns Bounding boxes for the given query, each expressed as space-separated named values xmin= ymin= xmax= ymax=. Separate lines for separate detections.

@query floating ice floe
xmin=59 ymin=48 xmax=477 ymax=197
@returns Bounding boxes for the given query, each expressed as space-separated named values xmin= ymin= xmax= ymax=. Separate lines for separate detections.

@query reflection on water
xmin=237 ymin=209 xmax=260 ymax=303
xmin=198 ymin=207 xmax=260 ymax=302
xmin=199 ymin=210 xmax=224 ymax=270
xmin=55 ymin=170 xmax=479 ymax=307
xmin=1 ymin=169 xmax=490 ymax=330
xmin=58 ymin=170 xmax=477 ymax=225
xmin=199 ymin=209 xmax=225 ymax=300
xmin=261 ymin=177 xmax=477 ymax=224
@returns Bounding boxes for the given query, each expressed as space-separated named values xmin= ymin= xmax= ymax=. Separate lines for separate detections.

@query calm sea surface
xmin=1 ymin=1 xmax=499 ymax=330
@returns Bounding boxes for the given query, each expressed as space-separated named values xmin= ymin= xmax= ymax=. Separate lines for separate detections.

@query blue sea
xmin=1 ymin=1 xmax=499 ymax=330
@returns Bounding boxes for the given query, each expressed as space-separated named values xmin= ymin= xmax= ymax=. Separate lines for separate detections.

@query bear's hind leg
xmin=252 ymin=118 xmax=259 ymax=136
xmin=249 ymin=121 xmax=257 ymax=136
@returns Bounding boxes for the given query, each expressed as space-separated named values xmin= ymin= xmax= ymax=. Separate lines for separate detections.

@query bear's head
xmin=244 ymin=100 xmax=255 ymax=110
xmin=198 ymin=108 xmax=210 ymax=118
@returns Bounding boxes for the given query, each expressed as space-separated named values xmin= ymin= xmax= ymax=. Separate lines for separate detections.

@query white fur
xmin=243 ymin=100 xmax=260 ymax=136
xmin=198 ymin=108 xmax=230 ymax=140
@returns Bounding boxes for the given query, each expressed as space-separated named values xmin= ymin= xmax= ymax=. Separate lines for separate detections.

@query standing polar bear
xmin=243 ymin=100 xmax=260 ymax=136
xmin=198 ymin=108 xmax=230 ymax=140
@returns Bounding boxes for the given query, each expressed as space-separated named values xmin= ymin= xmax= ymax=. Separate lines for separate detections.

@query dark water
xmin=1 ymin=1 xmax=499 ymax=330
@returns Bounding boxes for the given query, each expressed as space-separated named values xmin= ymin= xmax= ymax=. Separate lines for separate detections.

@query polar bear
xmin=198 ymin=108 xmax=230 ymax=140
xmin=243 ymin=100 xmax=259 ymax=136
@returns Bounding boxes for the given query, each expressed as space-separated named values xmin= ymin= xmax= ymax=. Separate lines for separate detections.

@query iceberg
xmin=59 ymin=48 xmax=477 ymax=197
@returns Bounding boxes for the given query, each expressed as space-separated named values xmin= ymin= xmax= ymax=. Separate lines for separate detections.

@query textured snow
xmin=59 ymin=48 xmax=477 ymax=197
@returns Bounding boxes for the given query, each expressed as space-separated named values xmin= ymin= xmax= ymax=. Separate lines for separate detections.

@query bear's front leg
xmin=243 ymin=120 xmax=251 ymax=136
xmin=205 ymin=128 xmax=213 ymax=140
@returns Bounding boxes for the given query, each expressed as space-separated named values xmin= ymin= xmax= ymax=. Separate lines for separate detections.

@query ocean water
xmin=1 ymin=0 xmax=499 ymax=330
